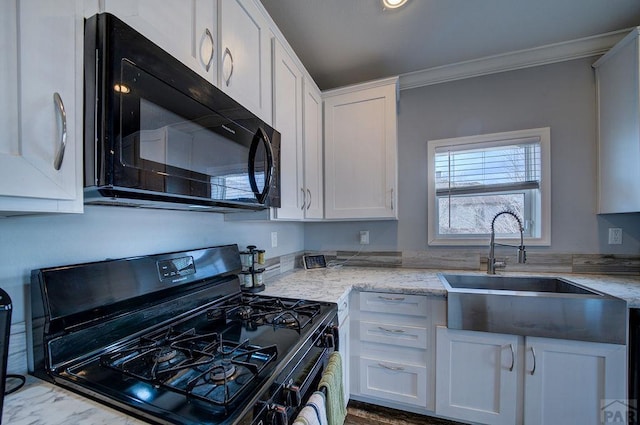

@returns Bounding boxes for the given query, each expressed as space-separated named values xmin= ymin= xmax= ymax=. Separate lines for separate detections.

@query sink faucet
xmin=487 ymin=210 xmax=526 ymax=274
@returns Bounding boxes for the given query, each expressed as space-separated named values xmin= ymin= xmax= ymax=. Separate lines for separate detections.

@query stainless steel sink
xmin=439 ymin=273 xmax=627 ymax=344
xmin=442 ymin=274 xmax=599 ymax=295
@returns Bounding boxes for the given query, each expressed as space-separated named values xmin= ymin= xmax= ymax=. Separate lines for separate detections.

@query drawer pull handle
xmin=378 ymin=326 xmax=405 ymax=334
xmin=378 ymin=363 xmax=404 ymax=371
xmin=377 ymin=296 xmax=405 ymax=301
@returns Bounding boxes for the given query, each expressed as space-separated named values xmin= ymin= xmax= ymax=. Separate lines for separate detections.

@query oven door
xmin=108 ymin=58 xmax=277 ymax=207
xmin=254 ymin=321 xmax=339 ymax=425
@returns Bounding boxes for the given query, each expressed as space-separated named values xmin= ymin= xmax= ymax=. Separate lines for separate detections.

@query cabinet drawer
xmin=358 ymin=357 xmax=427 ymax=407
xmin=359 ymin=321 xmax=427 ymax=349
xmin=359 ymin=292 xmax=427 ymax=317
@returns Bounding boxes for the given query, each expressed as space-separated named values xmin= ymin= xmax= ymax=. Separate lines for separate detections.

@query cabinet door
xmin=272 ymin=39 xmax=303 ymax=220
xmin=524 ymin=337 xmax=626 ymax=425
xmin=436 ymin=327 xmax=519 ymax=425
xmin=339 ymin=314 xmax=350 ymax=408
xmin=102 ymin=0 xmax=217 ymax=83
xmin=0 ymin=0 xmax=83 ymax=214
xmin=595 ymin=32 xmax=640 ymax=213
xmin=219 ymin=0 xmax=272 ymax=123
xmin=324 ymin=78 xmax=398 ymax=219
xmin=302 ymin=79 xmax=324 ymax=219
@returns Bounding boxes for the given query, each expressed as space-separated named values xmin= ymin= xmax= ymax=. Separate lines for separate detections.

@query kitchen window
xmin=427 ymin=128 xmax=550 ymax=246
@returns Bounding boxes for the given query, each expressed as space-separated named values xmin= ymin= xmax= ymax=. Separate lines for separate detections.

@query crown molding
xmin=399 ymin=28 xmax=633 ymax=91
xmin=322 ymin=76 xmax=399 ymax=98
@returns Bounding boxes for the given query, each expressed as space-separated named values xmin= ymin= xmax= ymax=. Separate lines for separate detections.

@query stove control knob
xmin=284 ymin=379 xmax=302 ymax=407
xmin=267 ymin=403 xmax=288 ymax=425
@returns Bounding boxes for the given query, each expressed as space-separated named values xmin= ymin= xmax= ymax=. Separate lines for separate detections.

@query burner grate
xmin=101 ymin=327 xmax=278 ymax=407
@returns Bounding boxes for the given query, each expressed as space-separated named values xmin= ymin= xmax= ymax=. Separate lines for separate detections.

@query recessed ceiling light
xmin=382 ymin=0 xmax=408 ymax=9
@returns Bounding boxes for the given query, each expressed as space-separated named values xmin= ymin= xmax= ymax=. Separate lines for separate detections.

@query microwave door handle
xmin=248 ymin=128 xmax=274 ymax=204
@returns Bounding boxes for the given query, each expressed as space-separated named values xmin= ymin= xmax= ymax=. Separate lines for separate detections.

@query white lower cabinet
xmin=436 ymin=328 xmax=519 ymax=425
xmin=436 ymin=327 xmax=627 ymax=425
xmin=523 ymin=336 xmax=626 ymax=425
xmin=350 ymin=292 xmax=445 ymax=413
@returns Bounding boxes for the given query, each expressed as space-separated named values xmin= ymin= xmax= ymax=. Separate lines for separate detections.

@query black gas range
xmin=28 ymin=245 xmax=338 ymax=425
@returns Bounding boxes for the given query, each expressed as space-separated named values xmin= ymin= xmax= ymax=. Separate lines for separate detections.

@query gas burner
xmin=209 ymin=360 xmax=237 ymax=382
xmin=101 ymin=328 xmax=221 ymax=382
xmin=271 ymin=311 xmax=299 ymax=327
xmin=153 ymin=347 xmax=178 ymax=364
xmin=236 ymin=305 xmax=254 ymax=320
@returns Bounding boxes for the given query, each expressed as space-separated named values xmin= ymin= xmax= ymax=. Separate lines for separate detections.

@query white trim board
xmin=399 ymin=28 xmax=633 ymax=90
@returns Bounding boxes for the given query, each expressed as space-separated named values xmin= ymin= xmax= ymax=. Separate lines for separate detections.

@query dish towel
xmin=318 ymin=351 xmax=347 ymax=425
xmin=293 ymin=391 xmax=327 ymax=425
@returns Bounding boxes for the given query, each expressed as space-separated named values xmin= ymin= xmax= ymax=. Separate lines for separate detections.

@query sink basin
xmin=439 ymin=273 xmax=627 ymax=344
xmin=441 ymin=274 xmax=598 ymax=295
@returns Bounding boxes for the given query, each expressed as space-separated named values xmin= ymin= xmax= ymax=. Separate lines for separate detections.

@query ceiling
xmin=260 ymin=0 xmax=640 ymax=90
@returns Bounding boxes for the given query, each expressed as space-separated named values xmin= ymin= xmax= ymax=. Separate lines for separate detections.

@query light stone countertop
xmin=5 ymin=266 xmax=640 ymax=424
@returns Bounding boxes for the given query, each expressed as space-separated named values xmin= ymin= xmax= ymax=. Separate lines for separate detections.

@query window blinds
xmin=435 ymin=137 xmax=541 ymax=197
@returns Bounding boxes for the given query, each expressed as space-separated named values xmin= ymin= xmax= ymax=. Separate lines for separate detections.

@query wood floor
xmin=345 ymin=401 xmax=465 ymax=425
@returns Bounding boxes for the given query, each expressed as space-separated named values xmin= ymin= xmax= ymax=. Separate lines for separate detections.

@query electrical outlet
xmin=359 ymin=230 xmax=369 ymax=245
xmin=608 ymin=228 xmax=622 ymax=245
xmin=271 ymin=231 xmax=278 ymax=248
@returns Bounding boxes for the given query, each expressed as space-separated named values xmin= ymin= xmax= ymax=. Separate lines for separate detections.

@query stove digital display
xmin=157 ymin=256 xmax=196 ymax=281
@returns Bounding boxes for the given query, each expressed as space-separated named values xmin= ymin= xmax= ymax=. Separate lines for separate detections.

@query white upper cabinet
xmin=302 ymin=79 xmax=324 ymax=219
xmin=593 ymin=28 xmax=640 ymax=213
xmin=270 ymin=32 xmax=323 ymax=221
xmin=323 ymin=77 xmax=398 ymax=220
xmin=102 ymin=0 xmax=217 ymax=83
xmin=272 ymin=39 xmax=304 ymax=220
xmin=0 ymin=0 xmax=83 ymax=215
xmin=219 ymin=0 xmax=273 ymax=124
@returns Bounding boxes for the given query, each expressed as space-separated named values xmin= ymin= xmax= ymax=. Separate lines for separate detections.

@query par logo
xmin=601 ymin=399 xmax=637 ymax=424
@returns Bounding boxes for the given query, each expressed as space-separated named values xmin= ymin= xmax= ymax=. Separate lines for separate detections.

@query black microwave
xmin=84 ymin=13 xmax=280 ymax=211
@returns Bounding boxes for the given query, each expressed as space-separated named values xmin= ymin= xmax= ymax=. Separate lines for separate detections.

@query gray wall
xmin=0 ymin=206 xmax=304 ymax=323
xmin=306 ymin=57 xmax=640 ymax=253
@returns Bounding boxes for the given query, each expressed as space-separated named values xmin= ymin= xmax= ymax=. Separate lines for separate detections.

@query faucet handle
xmin=518 ymin=247 xmax=527 ymax=264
